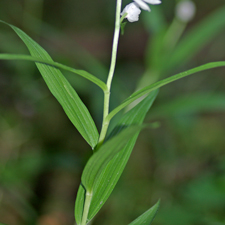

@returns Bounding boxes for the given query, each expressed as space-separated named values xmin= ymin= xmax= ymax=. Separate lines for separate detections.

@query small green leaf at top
xmin=128 ymin=200 xmax=160 ymax=225
xmin=121 ymin=22 xmax=127 ymax=35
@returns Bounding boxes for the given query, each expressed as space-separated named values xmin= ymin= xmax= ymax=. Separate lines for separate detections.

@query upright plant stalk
xmin=80 ymin=191 xmax=93 ymax=225
xmin=80 ymin=1 xmax=122 ymax=224
xmin=97 ymin=0 xmax=123 ymax=147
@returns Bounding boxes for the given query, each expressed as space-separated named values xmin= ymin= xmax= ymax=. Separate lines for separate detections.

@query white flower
xmin=134 ymin=0 xmax=161 ymax=11
xmin=176 ymin=0 xmax=196 ymax=22
xmin=121 ymin=3 xmax=141 ymax=22
xmin=121 ymin=0 xmax=162 ymax=22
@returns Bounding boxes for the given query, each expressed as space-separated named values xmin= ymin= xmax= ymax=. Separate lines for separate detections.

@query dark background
xmin=0 ymin=0 xmax=225 ymax=225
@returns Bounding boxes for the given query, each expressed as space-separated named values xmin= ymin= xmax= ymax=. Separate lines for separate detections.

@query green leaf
xmin=75 ymin=125 xmax=145 ymax=225
xmin=128 ymin=200 xmax=160 ymax=225
xmin=0 ymin=20 xmax=99 ymax=148
xmin=75 ymin=90 xmax=158 ymax=224
xmin=121 ymin=22 xmax=127 ymax=35
xmin=107 ymin=61 xmax=225 ymax=121
xmin=75 ymin=184 xmax=86 ymax=225
xmin=81 ymin=125 xmax=145 ymax=192
xmin=0 ymin=54 xmax=107 ymax=91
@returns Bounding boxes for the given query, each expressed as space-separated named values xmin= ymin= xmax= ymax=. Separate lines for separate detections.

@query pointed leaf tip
xmin=129 ymin=200 xmax=160 ymax=225
xmin=0 ymin=20 xmax=99 ymax=148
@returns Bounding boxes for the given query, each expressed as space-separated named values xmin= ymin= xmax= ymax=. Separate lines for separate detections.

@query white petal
xmin=121 ymin=3 xmax=141 ymax=22
xmin=144 ymin=0 xmax=161 ymax=5
xmin=133 ymin=0 xmax=150 ymax=11
xmin=121 ymin=3 xmax=132 ymax=16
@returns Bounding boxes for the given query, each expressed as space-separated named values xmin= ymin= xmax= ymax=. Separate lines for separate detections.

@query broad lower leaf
xmin=107 ymin=61 xmax=225 ymax=121
xmin=81 ymin=125 xmax=145 ymax=192
xmin=0 ymin=20 xmax=99 ymax=148
xmin=75 ymin=90 xmax=158 ymax=224
xmin=128 ymin=200 xmax=160 ymax=225
xmin=75 ymin=125 xmax=145 ymax=224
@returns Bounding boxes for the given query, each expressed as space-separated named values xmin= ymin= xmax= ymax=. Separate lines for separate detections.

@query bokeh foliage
xmin=0 ymin=0 xmax=225 ymax=225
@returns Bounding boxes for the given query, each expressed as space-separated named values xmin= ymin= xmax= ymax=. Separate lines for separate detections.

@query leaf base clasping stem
xmin=81 ymin=190 xmax=93 ymax=225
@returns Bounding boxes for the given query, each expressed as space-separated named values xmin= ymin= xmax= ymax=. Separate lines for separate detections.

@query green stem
xmin=97 ymin=0 xmax=122 ymax=147
xmin=81 ymin=190 xmax=93 ymax=225
xmin=80 ymin=1 xmax=123 ymax=222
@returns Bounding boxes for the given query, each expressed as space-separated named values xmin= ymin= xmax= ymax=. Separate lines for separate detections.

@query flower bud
xmin=176 ymin=0 xmax=196 ymax=22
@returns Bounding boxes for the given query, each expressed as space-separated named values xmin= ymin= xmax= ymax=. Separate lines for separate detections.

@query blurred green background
xmin=0 ymin=0 xmax=225 ymax=225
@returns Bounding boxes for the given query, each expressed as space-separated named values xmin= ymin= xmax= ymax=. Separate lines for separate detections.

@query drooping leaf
xmin=128 ymin=200 xmax=160 ymax=225
xmin=0 ymin=53 xmax=107 ymax=91
xmin=107 ymin=61 xmax=225 ymax=121
xmin=75 ymin=90 xmax=158 ymax=224
xmin=0 ymin=20 xmax=99 ymax=148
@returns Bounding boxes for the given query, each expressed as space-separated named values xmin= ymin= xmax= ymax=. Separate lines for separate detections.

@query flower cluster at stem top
xmin=121 ymin=0 xmax=162 ymax=22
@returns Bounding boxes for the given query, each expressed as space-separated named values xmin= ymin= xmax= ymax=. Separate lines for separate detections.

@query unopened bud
xmin=176 ymin=0 xmax=196 ymax=22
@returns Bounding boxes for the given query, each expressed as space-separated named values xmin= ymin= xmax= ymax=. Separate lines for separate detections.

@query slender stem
xmin=106 ymin=0 xmax=122 ymax=89
xmin=81 ymin=191 xmax=93 ymax=225
xmin=97 ymin=0 xmax=122 ymax=147
xmin=81 ymin=1 xmax=123 ymax=223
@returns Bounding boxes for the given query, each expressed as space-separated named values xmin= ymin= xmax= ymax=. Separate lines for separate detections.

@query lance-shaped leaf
xmin=76 ymin=126 xmax=145 ymax=223
xmin=81 ymin=125 xmax=145 ymax=192
xmin=75 ymin=90 xmax=158 ymax=224
xmin=0 ymin=20 xmax=99 ymax=148
xmin=0 ymin=54 xmax=107 ymax=91
xmin=128 ymin=200 xmax=160 ymax=225
xmin=107 ymin=61 xmax=225 ymax=121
